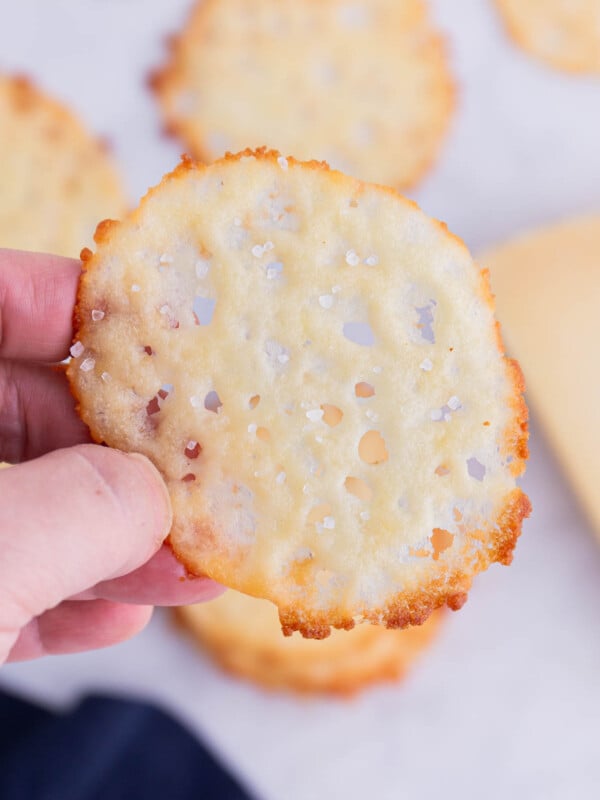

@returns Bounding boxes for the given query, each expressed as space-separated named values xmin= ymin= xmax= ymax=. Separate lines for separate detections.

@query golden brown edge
xmin=148 ymin=0 xmax=456 ymax=190
xmin=0 ymin=73 xmax=126 ymax=204
xmin=68 ymin=147 xmax=531 ymax=640
xmin=172 ymin=604 xmax=443 ymax=697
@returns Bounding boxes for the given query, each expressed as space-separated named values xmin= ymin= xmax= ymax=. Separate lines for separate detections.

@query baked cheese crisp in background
xmin=495 ymin=0 xmax=600 ymax=74
xmin=1 ymin=1 xmax=600 ymax=798
xmin=0 ymin=75 xmax=126 ymax=257
xmin=176 ymin=591 xmax=443 ymax=696
xmin=152 ymin=0 xmax=454 ymax=188
xmin=481 ymin=215 xmax=600 ymax=539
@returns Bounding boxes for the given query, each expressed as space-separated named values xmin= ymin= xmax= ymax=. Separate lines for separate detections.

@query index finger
xmin=0 ymin=248 xmax=80 ymax=362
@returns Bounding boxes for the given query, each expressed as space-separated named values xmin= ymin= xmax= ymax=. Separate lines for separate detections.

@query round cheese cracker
xmin=0 ymin=75 xmax=126 ymax=257
xmin=67 ymin=149 xmax=530 ymax=639
xmin=176 ymin=590 xmax=442 ymax=696
xmin=151 ymin=0 xmax=454 ymax=188
xmin=496 ymin=0 xmax=600 ymax=73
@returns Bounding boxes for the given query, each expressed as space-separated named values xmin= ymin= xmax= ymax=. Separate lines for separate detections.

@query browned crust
xmin=69 ymin=147 xmax=531 ymax=640
xmin=149 ymin=0 xmax=455 ymax=190
xmin=172 ymin=605 xmax=443 ymax=697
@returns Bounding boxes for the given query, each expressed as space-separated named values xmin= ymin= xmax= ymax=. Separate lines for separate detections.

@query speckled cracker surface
xmin=152 ymin=0 xmax=454 ymax=188
xmin=176 ymin=590 xmax=442 ymax=696
xmin=68 ymin=149 xmax=530 ymax=638
xmin=0 ymin=75 xmax=126 ymax=256
xmin=496 ymin=0 xmax=600 ymax=73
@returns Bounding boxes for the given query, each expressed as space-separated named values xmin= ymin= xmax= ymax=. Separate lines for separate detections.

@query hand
xmin=0 ymin=249 xmax=223 ymax=665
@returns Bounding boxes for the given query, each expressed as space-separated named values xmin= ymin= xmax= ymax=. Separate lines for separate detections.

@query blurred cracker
xmin=496 ymin=0 xmax=600 ymax=73
xmin=0 ymin=75 xmax=126 ymax=257
xmin=176 ymin=590 xmax=443 ymax=696
xmin=151 ymin=0 xmax=454 ymax=188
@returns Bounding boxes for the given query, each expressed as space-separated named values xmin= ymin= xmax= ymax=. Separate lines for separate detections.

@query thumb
xmin=0 ymin=444 xmax=172 ymax=630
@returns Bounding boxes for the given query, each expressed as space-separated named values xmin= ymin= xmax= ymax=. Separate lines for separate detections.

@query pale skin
xmin=0 ymin=249 xmax=223 ymax=665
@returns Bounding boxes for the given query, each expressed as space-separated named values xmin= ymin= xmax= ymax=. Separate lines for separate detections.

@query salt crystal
xmin=322 ymin=516 xmax=335 ymax=530
xmin=70 ymin=341 xmax=84 ymax=358
xmin=345 ymin=249 xmax=360 ymax=266
xmin=101 ymin=371 xmax=111 ymax=383
xmin=372 ymin=366 xmax=382 ymax=374
xmin=420 ymin=358 xmax=433 ymax=371
xmin=91 ymin=309 xmax=105 ymax=322
xmin=248 ymin=423 xmax=257 ymax=434
xmin=276 ymin=471 xmax=286 ymax=484
xmin=159 ymin=253 xmax=174 ymax=265
xmin=159 ymin=304 xmax=171 ymax=315
xmin=318 ymin=294 xmax=334 ymax=309
xmin=131 ymin=284 xmax=141 ymax=292
xmin=277 ymin=156 xmax=288 ymax=170
xmin=431 ymin=409 xmax=443 ymax=421
xmin=360 ymin=511 xmax=370 ymax=521
xmin=190 ymin=395 xmax=202 ymax=408
xmin=80 ymin=357 xmax=95 ymax=372
xmin=277 ymin=353 xmax=289 ymax=364
xmin=447 ymin=396 xmax=461 ymax=411
xmin=263 ymin=241 xmax=274 ymax=252
xmin=306 ymin=409 xmax=324 ymax=422
xmin=364 ymin=255 xmax=379 ymax=267
xmin=251 ymin=244 xmax=264 ymax=258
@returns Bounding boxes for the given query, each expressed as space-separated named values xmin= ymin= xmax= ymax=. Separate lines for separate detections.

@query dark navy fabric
xmin=0 ymin=690 xmax=255 ymax=800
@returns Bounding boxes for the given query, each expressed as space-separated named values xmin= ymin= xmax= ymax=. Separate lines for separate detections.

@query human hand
xmin=0 ymin=249 xmax=223 ymax=665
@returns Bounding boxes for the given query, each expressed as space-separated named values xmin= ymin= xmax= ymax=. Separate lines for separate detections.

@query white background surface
xmin=1 ymin=2 xmax=600 ymax=799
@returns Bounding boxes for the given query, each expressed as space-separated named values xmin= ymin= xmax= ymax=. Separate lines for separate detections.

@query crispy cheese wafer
xmin=0 ymin=75 xmax=126 ymax=257
xmin=152 ymin=0 xmax=454 ymax=188
xmin=176 ymin=590 xmax=443 ymax=696
xmin=68 ymin=149 xmax=530 ymax=638
xmin=496 ymin=0 xmax=600 ymax=73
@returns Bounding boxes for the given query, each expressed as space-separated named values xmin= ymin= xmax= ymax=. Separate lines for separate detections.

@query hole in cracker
xmin=344 ymin=476 xmax=373 ymax=502
xmin=343 ymin=321 xmax=375 ymax=346
xmin=430 ymin=528 xmax=454 ymax=561
xmin=467 ymin=457 xmax=486 ymax=481
xmin=204 ymin=390 xmax=222 ymax=413
xmin=146 ymin=396 xmax=161 ymax=416
xmin=321 ymin=404 xmax=343 ymax=427
xmin=355 ymin=381 xmax=375 ymax=398
xmin=359 ymin=430 xmax=388 ymax=464
xmin=435 ymin=464 xmax=450 ymax=476
xmin=184 ymin=440 xmax=201 ymax=459
xmin=249 ymin=394 xmax=260 ymax=409
xmin=256 ymin=427 xmax=270 ymax=442
xmin=415 ymin=301 xmax=436 ymax=343
xmin=144 ymin=345 xmax=154 ymax=356
xmin=193 ymin=296 xmax=216 ymax=326
xmin=182 ymin=473 xmax=196 ymax=483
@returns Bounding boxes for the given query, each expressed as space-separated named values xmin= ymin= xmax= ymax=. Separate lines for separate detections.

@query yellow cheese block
xmin=481 ymin=215 xmax=600 ymax=535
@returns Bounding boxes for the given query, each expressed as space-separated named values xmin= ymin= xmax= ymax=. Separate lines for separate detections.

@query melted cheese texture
xmin=153 ymin=0 xmax=453 ymax=187
xmin=69 ymin=151 xmax=528 ymax=637
xmin=496 ymin=0 xmax=600 ymax=73
xmin=0 ymin=75 xmax=126 ymax=256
